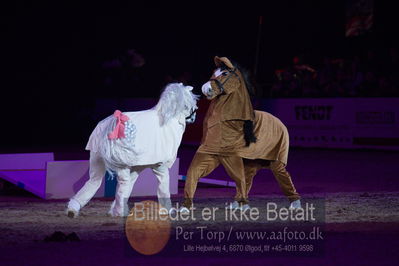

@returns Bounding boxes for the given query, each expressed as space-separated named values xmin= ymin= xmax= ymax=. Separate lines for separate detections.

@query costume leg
xmin=234 ymin=159 xmax=262 ymax=200
xmin=111 ymin=168 xmax=138 ymax=216
xmin=152 ymin=164 xmax=172 ymax=211
xmin=269 ymin=161 xmax=300 ymax=202
xmin=71 ymin=151 xmax=106 ymax=209
xmin=183 ymin=152 xmax=220 ymax=208
xmin=219 ymin=156 xmax=248 ymax=205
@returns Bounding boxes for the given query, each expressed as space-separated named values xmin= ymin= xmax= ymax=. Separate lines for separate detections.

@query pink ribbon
xmin=108 ymin=110 xmax=129 ymax=140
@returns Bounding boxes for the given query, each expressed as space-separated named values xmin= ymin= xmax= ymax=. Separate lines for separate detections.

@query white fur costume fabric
xmin=68 ymin=83 xmax=198 ymax=216
xmin=86 ymin=108 xmax=184 ymax=170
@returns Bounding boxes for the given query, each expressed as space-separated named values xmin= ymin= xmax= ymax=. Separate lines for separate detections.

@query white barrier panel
xmin=0 ymin=153 xmax=54 ymax=170
xmin=0 ymin=153 xmax=54 ymax=198
xmin=0 ymin=170 xmax=47 ymax=198
xmin=45 ymin=160 xmax=104 ymax=199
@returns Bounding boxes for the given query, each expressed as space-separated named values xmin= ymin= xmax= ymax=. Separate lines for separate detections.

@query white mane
xmin=155 ymin=83 xmax=199 ymax=126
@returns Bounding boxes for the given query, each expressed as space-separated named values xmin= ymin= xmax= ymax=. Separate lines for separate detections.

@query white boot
xmin=227 ymin=201 xmax=250 ymax=211
xmin=226 ymin=201 xmax=239 ymax=210
xmin=240 ymin=204 xmax=251 ymax=211
xmin=107 ymin=200 xmax=116 ymax=217
xmin=289 ymin=199 xmax=301 ymax=210
xmin=108 ymin=200 xmax=130 ymax=217
xmin=158 ymin=198 xmax=172 ymax=212
xmin=66 ymin=198 xmax=81 ymax=218
xmin=108 ymin=206 xmax=130 ymax=217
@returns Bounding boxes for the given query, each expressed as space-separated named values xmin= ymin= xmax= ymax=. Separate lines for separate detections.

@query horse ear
xmin=185 ymin=86 xmax=193 ymax=91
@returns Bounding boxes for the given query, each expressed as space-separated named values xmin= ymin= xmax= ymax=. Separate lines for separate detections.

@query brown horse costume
xmin=182 ymin=56 xmax=300 ymax=208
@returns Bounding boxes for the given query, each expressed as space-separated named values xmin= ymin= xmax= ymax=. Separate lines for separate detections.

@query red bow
xmin=108 ymin=110 xmax=129 ymax=140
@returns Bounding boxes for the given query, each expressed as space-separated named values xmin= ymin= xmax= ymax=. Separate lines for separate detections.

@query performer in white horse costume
xmin=66 ymin=83 xmax=199 ymax=217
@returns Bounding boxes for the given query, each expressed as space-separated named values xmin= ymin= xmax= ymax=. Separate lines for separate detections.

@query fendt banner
xmin=262 ymin=98 xmax=399 ymax=150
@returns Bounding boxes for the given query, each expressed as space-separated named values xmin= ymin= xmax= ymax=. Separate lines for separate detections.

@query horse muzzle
xmin=201 ymin=81 xmax=214 ymax=99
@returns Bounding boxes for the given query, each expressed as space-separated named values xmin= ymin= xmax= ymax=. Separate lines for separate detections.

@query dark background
xmin=1 ymin=1 xmax=398 ymax=150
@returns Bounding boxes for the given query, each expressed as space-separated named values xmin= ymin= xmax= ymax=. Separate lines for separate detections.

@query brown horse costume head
xmin=200 ymin=56 xmax=257 ymax=148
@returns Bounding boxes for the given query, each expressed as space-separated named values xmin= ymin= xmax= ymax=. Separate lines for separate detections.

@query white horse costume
xmin=67 ymin=83 xmax=199 ymax=217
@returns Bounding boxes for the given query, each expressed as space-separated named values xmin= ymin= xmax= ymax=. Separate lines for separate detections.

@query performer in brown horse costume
xmin=181 ymin=56 xmax=301 ymax=212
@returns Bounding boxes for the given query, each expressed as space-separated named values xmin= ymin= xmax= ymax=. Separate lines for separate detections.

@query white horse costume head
xmin=156 ymin=83 xmax=198 ymax=125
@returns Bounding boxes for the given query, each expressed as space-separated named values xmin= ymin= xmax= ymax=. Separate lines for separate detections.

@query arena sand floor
xmin=0 ymin=147 xmax=398 ymax=265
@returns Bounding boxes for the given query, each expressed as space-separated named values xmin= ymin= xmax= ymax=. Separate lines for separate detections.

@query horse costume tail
xmin=99 ymin=110 xmax=140 ymax=172
xmin=244 ymin=120 xmax=257 ymax=146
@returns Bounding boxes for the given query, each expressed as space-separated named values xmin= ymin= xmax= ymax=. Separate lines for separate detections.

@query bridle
xmin=184 ymin=107 xmax=197 ymax=124
xmin=185 ymin=108 xmax=196 ymax=120
xmin=209 ymin=68 xmax=238 ymax=94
